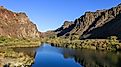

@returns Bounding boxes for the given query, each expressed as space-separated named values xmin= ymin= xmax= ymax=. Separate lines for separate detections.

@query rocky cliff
xmin=54 ymin=3 xmax=121 ymax=39
xmin=0 ymin=6 xmax=40 ymax=38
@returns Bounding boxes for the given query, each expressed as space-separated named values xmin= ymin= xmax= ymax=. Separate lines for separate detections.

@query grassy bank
xmin=0 ymin=36 xmax=42 ymax=48
xmin=0 ymin=36 xmax=40 ymax=66
xmin=43 ymin=36 xmax=121 ymax=51
xmin=0 ymin=48 xmax=35 ymax=67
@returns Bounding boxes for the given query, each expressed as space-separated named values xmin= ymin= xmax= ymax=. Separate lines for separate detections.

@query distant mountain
xmin=0 ymin=6 xmax=40 ymax=38
xmin=54 ymin=3 xmax=121 ymax=39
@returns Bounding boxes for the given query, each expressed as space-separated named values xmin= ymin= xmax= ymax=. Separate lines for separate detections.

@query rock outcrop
xmin=54 ymin=3 xmax=121 ymax=39
xmin=0 ymin=6 xmax=40 ymax=38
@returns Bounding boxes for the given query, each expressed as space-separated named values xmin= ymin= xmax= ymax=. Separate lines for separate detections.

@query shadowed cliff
xmin=53 ymin=3 xmax=121 ymax=39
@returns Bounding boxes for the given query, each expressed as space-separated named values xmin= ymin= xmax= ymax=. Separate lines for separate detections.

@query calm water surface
xmin=17 ymin=43 xmax=121 ymax=67
xmin=32 ymin=43 xmax=81 ymax=67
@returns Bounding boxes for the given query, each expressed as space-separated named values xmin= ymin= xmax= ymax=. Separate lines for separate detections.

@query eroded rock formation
xmin=0 ymin=6 xmax=40 ymax=38
xmin=55 ymin=3 xmax=121 ymax=39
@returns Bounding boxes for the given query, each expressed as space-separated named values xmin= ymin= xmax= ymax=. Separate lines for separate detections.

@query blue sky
xmin=0 ymin=0 xmax=121 ymax=32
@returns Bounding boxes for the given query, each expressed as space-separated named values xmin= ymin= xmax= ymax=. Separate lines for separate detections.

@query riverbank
xmin=0 ymin=36 xmax=42 ymax=47
xmin=44 ymin=36 xmax=121 ymax=51
xmin=0 ymin=36 xmax=42 ymax=67
xmin=0 ymin=48 xmax=35 ymax=67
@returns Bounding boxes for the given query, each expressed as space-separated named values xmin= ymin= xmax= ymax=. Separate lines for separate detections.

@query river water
xmin=31 ymin=43 xmax=121 ymax=67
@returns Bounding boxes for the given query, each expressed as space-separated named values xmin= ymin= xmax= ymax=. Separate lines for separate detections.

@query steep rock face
xmin=55 ymin=3 xmax=121 ymax=39
xmin=54 ymin=21 xmax=75 ymax=36
xmin=0 ymin=6 xmax=40 ymax=38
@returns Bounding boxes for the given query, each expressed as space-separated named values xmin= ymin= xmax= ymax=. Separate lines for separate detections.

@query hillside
xmin=0 ymin=6 xmax=40 ymax=38
xmin=54 ymin=3 xmax=121 ymax=39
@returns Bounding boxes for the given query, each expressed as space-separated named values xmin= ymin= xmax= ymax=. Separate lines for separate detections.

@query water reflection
xmin=71 ymin=49 xmax=121 ymax=67
xmin=13 ymin=47 xmax=36 ymax=57
xmin=32 ymin=43 xmax=121 ymax=67
xmin=32 ymin=44 xmax=81 ymax=67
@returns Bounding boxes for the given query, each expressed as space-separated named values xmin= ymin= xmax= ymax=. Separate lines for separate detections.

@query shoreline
xmin=0 ymin=47 xmax=36 ymax=67
xmin=44 ymin=37 xmax=121 ymax=51
xmin=0 ymin=39 xmax=41 ymax=67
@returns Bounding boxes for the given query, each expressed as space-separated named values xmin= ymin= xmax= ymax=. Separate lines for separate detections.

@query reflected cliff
xmin=63 ymin=49 xmax=121 ymax=67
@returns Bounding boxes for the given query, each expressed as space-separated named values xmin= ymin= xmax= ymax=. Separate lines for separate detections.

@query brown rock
xmin=0 ymin=6 xmax=40 ymax=38
xmin=54 ymin=3 xmax=121 ymax=39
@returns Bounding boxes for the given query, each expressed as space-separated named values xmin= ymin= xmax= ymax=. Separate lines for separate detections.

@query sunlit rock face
xmin=0 ymin=6 xmax=40 ymax=38
xmin=54 ymin=3 xmax=121 ymax=39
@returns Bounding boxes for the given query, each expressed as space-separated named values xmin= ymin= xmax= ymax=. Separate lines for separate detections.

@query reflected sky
xmin=32 ymin=44 xmax=81 ymax=67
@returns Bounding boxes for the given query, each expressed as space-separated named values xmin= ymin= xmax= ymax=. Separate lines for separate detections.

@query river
xmin=31 ymin=43 xmax=121 ymax=67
